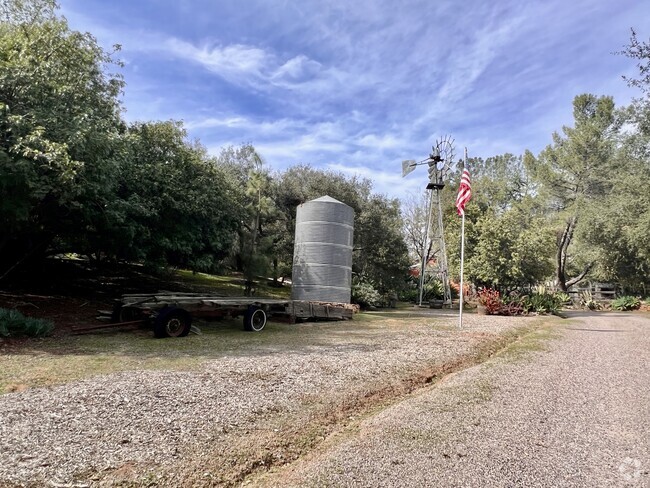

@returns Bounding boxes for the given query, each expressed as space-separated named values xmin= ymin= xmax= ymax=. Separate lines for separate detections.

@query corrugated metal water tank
xmin=291 ymin=196 xmax=354 ymax=303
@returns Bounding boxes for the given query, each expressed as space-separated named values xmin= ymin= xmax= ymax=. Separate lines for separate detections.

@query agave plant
xmin=0 ymin=308 xmax=54 ymax=337
xmin=579 ymin=290 xmax=601 ymax=310
xmin=611 ymin=296 xmax=641 ymax=311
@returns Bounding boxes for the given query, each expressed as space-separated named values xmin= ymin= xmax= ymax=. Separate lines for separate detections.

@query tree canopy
xmin=0 ymin=0 xmax=125 ymax=276
xmin=1 ymin=0 xmax=649 ymax=299
xmin=0 ymin=0 xmax=412 ymax=297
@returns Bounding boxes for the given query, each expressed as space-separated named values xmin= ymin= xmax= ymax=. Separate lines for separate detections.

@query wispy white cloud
xmin=356 ymin=133 xmax=404 ymax=150
xmin=437 ymin=16 xmax=525 ymax=103
xmin=163 ymin=37 xmax=347 ymax=96
xmin=326 ymin=162 xmax=424 ymax=198
xmin=271 ymin=55 xmax=323 ymax=84
xmin=197 ymin=116 xmax=352 ymax=165
xmin=58 ymin=0 xmax=650 ymax=200
xmin=166 ymin=39 xmax=269 ymax=78
xmin=185 ymin=116 xmax=293 ymax=133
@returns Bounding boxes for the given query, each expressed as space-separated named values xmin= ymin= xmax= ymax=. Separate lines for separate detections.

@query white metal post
xmin=459 ymin=212 xmax=466 ymax=328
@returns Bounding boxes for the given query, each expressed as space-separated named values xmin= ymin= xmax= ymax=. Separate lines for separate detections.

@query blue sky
xmin=58 ymin=0 xmax=649 ymax=199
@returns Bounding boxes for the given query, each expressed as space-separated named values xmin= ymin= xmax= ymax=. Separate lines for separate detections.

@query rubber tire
xmin=243 ymin=306 xmax=267 ymax=332
xmin=153 ymin=307 xmax=192 ymax=338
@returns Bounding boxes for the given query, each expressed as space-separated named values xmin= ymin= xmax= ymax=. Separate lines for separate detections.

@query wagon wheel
xmin=119 ymin=306 xmax=145 ymax=322
xmin=154 ymin=307 xmax=192 ymax=338
xmin=111 ymin=304 xmax=145 ymax=324
xmin=243 ymin=306 xmax=267 ymax=332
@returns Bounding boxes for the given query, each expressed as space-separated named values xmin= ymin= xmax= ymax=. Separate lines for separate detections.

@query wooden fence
xmin=567 ymin=282 xmax=617 ymax=300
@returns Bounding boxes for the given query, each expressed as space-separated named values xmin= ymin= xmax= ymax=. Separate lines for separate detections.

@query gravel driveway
xmin=0 ymin=312 xmax=537 ymax=487
xmin=260 ymin=312 xmax=650 ymax=487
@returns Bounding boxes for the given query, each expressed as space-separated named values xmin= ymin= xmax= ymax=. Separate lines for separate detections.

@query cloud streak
xmin=58 ymin=0 xmax=650 ymax=199
xmin=166 ymin=39 xmax=269 ymax=78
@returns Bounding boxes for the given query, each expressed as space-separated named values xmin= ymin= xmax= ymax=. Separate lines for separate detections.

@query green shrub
xmin=554 ymin=291 xmax=571 ymax=304
xmin=351 ymin=280 xmax=382 ymax=308
xmin=521 ymin=292 xmax=562 ymax=315
xmin=500 ymin=291 xmax=525 ymax=315
xmin=398 ymin=286 xmax=419 ymax=303
xmin=0 ymin=308 xmax=54 ymax=338
xmin=611 ymin=296 xmax=641 ymax=311
xmin=399 ymin=276 xmax=443 ymax=303
xmin=423 ymin=278 xmax=444 ymax=300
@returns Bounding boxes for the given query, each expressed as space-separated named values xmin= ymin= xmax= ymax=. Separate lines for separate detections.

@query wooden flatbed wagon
xmin=89 ymin=293 xmax=355 ymax=338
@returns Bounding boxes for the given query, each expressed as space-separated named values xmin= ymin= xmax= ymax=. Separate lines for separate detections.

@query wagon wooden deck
xmin=83 ymin=293 xmax=356 ymax=337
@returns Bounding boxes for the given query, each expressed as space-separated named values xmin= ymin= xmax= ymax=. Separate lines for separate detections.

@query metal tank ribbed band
xmin=291 ymin=196 xmax=354 ymax=303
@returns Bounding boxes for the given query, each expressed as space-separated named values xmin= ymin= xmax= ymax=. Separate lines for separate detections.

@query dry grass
xmin=0 ymin=312 xmax=428 ymax=394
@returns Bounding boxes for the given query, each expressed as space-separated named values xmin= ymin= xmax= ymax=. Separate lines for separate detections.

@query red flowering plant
xmin=477 ymin=288 xmax=503 ymax=315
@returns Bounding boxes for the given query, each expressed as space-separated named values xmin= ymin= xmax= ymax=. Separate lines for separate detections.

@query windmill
xmin=402 ymin=135 xmax=454 ymax=307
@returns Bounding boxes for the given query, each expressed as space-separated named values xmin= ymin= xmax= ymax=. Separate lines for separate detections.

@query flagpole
xmin=458 ymin=147 xmax=468 ymax=329
xmin=459 ymin=212 xmax=466 ymax=328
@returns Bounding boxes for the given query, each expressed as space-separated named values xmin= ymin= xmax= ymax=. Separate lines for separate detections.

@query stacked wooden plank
xmin=287 ymin=300 xmax=356 ymax=320
xmin=119 ymin=293 xmax=291 ymax=315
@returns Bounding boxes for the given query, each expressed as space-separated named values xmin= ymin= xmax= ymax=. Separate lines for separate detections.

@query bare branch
xmin=565 ymin=262 xmax=595 ymax=288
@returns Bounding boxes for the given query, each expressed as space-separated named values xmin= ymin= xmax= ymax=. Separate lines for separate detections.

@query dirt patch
xmin=0 ymin=291 xmax=112 ymax=335
xmin=0 ymin=260 xmax=163 ymax=338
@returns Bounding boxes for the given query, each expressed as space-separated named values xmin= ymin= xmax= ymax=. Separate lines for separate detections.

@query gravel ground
xmin=0 ymin=312 xmax=535 ymax=486
xmin=261 ymin=312 xmax=650 ymax=487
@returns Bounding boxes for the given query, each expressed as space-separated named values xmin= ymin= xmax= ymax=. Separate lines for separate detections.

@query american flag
xmin=455 ymin=168 xmax=472 ymax=216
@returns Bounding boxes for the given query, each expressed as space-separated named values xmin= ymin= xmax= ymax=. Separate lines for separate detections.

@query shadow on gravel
xmin=566 ymin=328 xmax=627 ymax=333
xmin=560 ymin=311 xmax=600 ymax=318
xmin=561 ymin=310 xmax=635 ymax=319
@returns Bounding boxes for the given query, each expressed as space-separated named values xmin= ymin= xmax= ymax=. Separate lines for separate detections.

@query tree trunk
xmin=556 ymin=218 xmax=575 ymax=292
xmin=556 ymin=216 xmax=593 ymax=291
xmin=244 ymin=213 xmax=259 ymax=297
xmin=271 ymin=257 xmax=279 ymax=285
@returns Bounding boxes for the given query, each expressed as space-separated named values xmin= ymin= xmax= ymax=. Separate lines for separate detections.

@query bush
xmin=0 ymin=308 xmax=54 ymax=338
xmin=612 ymin=296 xmax=641 ymax=311
xmin=500 ymin=291 xmax=525 ymax=316
xmin=423 ymin=278 xmax=444 ymax=301
xmin=554 ymin=291 xmax=571 ymax=304
xmin=521 ymin=292 xmax=563 ymax=315
xmin=398 ymin=276 xmax=444 ymax=303
xmin=351 ymin=280 xmax=382 ymax=309
xmin=398 ymin=286 xmax=419 ymax=303
xmin=477 ymin=288 xmax=503 ymax=315
xmin=491 ymin=289 xmax=565 ymax=316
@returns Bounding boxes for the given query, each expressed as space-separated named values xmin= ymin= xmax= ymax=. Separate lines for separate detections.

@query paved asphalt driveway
xmin=262 ymin=312 xmax=650 ymax=487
